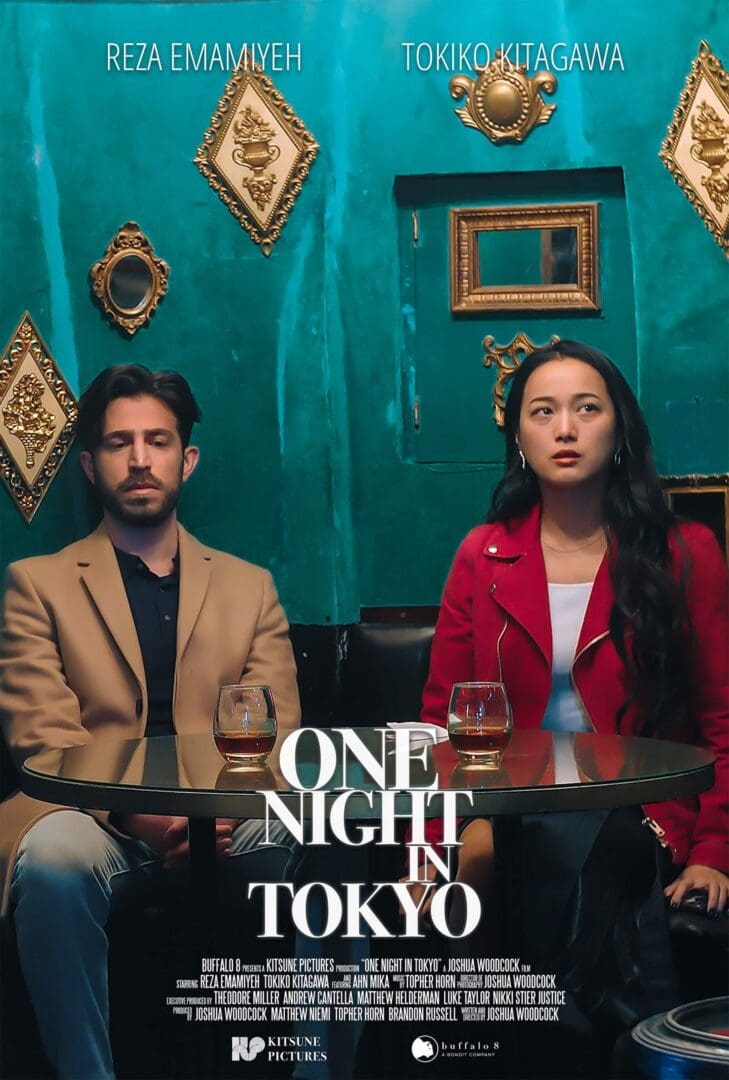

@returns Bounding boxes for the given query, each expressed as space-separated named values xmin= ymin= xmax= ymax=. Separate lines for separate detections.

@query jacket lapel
xmin=176 ymin=525 xmax=212 ymax=663
xmin=486 ymin=506 xmax=613 ymax=665
xmin=76 ymin=525 xmax=146 ymax=690
xmin=486 ymin=506 xmax=553 ymax=665
xmin=574 ymin=551 xmax=612 ymax=656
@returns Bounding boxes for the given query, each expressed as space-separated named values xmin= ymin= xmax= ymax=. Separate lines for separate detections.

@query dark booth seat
xmin=337 ymin=621 xmax=436 ymax=726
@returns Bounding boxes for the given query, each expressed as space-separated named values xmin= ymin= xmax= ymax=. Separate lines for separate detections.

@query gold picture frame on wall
xmin=660 ymin=41 xmax=729 ymax=255
xmin=450 ymin=203 xmax=599 ymax=313
xmin=195 ymin=63 xmax=319 ymax=256
xmin=0 ymin=312 xmax=77 ymax=523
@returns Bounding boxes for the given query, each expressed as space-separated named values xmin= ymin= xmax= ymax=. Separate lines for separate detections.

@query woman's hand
xmin=664 ymin=864 xmax=729 ymax=914
xmin=399 ymin=864 xmax=438 ymax=924
xmin=398 ymin=819 xmax=496 ymax=928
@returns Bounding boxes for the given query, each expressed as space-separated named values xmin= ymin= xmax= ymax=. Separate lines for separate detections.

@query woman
xmin=416 ymin=340 xmax=728 ymax=933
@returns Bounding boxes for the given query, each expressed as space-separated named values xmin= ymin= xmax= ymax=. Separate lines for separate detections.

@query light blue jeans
xmin=10 ymin=810 xmax=298 ymax=1080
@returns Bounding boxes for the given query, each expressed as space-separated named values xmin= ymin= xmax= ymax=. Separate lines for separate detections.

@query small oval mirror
xmin=108 ymin=255 xmax=153 ymax=312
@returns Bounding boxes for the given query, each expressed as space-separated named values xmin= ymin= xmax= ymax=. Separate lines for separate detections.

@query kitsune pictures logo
xmin=232 ymin=1035 xmax=265 ymax=1061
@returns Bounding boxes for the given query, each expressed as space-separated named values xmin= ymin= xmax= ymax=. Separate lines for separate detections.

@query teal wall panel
xmin=1 ymin=0 xmax=727 ymax=623
xmin=396 ymin=167 xmax=637 ymax=463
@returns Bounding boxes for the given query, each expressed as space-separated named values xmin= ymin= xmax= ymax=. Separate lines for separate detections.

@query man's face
xmin=80 ymin=394 xmax=198 ymax=527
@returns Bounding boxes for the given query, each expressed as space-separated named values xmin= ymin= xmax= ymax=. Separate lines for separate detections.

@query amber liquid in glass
xmin=449 ymin=721 xmax=511 ymax=756
xmin=214 ymin=732 xmax=276 ymax=760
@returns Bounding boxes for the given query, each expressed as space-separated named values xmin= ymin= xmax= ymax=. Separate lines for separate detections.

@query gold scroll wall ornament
xmin=195 ymin=63 xmax=319 ymax=256
xmin=91 ymin=222 xmax=169 ymax=336
xmin=450 ymin=49 xmax=557 ymax=145
xmin=0 ymin=313 xmax=78 ymax=523
xmin=483 ymin=333 xmax=560 ymax=428
xmin=660 ymin=41 xmax=729 ymax=254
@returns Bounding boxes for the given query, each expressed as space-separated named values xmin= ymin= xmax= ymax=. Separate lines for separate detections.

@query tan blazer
xmin=0 ymin=523 xmax=300 ymax=913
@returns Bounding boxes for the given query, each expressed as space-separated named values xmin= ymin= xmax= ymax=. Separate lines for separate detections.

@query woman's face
xmin=516 ymin=358 xmax=617 ymax=491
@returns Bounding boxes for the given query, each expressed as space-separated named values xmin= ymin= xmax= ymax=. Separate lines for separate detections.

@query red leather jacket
xmin=421 ymin=504 xmax=729 ymax=871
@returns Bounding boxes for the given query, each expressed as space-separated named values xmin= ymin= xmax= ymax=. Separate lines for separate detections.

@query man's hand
xmin=115 ymin=814 xmax=235 ymax=871
xmin=664 ymin=864 xmax=729 ymax=913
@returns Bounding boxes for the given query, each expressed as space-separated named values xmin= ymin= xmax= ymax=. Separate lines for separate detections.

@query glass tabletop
xmin=21 ymin=727 xmax=714 ymax=819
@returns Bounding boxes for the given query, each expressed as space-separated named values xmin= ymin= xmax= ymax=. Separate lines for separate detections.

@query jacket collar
xmin=75 ymin=521 xmax=212 ymax=687
xmin=482 ymin=503 xmax=612 ymax=663
xmin=175 ymin=524 xmax=213 ymax=660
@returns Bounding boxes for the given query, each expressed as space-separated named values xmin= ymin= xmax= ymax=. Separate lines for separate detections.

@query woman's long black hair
xmin=488 ymin=339 xmax=690 ymax=737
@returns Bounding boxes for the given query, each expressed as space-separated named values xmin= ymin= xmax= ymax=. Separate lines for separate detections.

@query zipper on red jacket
xmin=641 ymin=816 xmax=673 ymax=851
xmin=569 ymin=631 xmax=610 ymax=732
xmin=496 ymin=613 xmax=508 ymax=682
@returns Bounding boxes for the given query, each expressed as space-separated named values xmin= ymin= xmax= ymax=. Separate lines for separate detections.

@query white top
xmin=541 ymin=582 xmax=594 ymax=735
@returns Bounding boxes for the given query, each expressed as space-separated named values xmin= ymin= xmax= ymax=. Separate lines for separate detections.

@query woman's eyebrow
xmin=527 ymin=392 xmax=601 ymax=405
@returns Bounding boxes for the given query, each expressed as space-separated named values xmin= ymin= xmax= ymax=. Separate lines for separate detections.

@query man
xmin=0 ymin=365 xmax=300 ymax=1079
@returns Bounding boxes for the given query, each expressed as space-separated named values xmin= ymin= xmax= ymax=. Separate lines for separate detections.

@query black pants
xmin=519 ymin=807 xmax=678 ymax=1021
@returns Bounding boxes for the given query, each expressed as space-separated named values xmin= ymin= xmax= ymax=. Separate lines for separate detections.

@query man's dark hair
xmin=77 ymin=365 xmax=202 ymax=451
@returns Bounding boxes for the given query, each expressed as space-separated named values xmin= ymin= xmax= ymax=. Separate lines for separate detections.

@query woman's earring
xmin=613 ymin=448 xmax=622 ymax=466
xmin=518 ymin=449 xmax=526 ymax=470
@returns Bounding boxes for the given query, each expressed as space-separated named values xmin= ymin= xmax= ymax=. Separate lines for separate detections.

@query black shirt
xmin=114 ymin=547 xmax=179 ymax=738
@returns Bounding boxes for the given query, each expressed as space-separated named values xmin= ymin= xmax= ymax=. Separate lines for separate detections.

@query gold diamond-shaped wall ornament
xmin=195 ymin=63 xmax=319 ymax=256
xmin=660 ymin=41 xmax=729 ymax=255
xmin=0 ymin=313 xmax=78 ymax=523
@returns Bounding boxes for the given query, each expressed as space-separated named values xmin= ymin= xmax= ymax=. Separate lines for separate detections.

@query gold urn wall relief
xmin=450 ymin=50 xmax=557 ymax=144
xmin=91 ymin=222 xmax=169 ymax=336
xmin=195 ymin=63 xmax=319 ymax=256
xmin=0 ymin=313 xmax=78 ymax=523
xmin=660 ymin=41 xmax=729 ymax=254
xmin=483 ymin=333 xmax=561 ymax=428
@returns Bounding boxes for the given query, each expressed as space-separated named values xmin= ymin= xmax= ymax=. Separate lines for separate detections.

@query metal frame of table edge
xmin=20 ymin=759 xmax=715 ymax=819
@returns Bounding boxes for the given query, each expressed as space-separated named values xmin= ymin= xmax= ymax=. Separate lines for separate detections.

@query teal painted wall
xmin=1 ymin=0 xmax=727 ymax=623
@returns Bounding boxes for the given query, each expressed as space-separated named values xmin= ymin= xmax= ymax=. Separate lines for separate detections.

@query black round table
xmin=22 ymin=726 xmax=714 ymax=929
xmin=21 ymin=726 xmax=715 ymax=817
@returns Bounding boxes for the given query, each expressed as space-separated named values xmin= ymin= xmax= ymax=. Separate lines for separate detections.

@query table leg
xmin=492 ymin=814 xmax=523 ymax=957
xmin=186 ymin=817 xmax=218 ymax=1073
xmin=188 ymin=816 xmax=217 ymax=927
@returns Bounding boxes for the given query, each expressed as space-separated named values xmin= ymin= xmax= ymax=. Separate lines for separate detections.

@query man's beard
xmin=94 ymin=470 xmax=182 ymax=528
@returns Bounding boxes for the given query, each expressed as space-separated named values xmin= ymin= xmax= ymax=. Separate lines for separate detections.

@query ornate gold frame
xmin=659 ymin=41 xmax=729 ymax=255
xmin=450 ymin=203 xmax=599 ymax=313
xmin=195 ymin=63 xmax=319 ymax=256
xmin=0 ymin=312 xmax=78 ymax=523
xmin=90 ymin=222 xmax=169 ymax=336
xmin=483 ymin=332 xmax=560 ymax=428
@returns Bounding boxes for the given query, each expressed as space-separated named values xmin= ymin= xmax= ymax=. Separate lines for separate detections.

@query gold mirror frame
xmin=0 ymin=312 xmax=77 ymax=523
xmin=450 ymin=203 xmax=599 ymax=313
xmin=659 ymin=41 xmax=729 ymax=255
xmin=195 ymin=63 xmax=319 ymax=257
xmin=90 ymin=222 xmax=169 ymax=336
